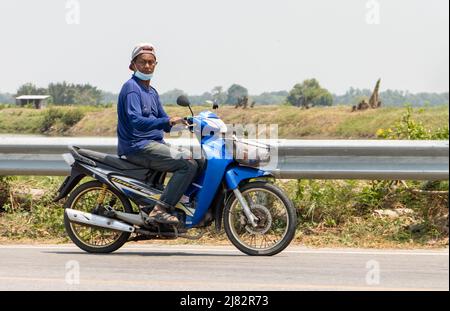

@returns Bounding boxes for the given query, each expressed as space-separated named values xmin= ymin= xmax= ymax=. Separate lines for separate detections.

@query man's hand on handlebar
xmin=169 ymin=117 xmax=188 ymax=126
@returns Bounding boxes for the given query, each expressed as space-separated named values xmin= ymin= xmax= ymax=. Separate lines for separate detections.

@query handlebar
xmin=183 ymin=116 xmax=195 ymax=129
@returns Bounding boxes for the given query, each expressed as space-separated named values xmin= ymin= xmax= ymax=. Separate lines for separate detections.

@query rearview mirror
xmin=176 ymin=95 xmax=191 ymax=107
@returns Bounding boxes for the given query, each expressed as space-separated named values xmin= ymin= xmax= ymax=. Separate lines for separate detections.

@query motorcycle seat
xmin=77 ymin=148 xmax=144 ymax=170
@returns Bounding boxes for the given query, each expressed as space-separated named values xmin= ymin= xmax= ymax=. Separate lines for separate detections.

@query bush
xmin=288 ymin=178 xmax=448 ymax=247
xmin=377 ymin=105 xmax=449 ymax=140
xmin=40 ymin=108 xmax=63 ymax=132
xmin=294 ymin=180 xmax=362 ymax=227
xmin=0 ymin=177 xmax=66 ymax=240
xmin=376 ymin=105 xmax=449 ymax=205
xmin=0 ymin=176 xmax=14 ymax=210
xmin=61 ymin=109 xmax=85 ymax=127
xmin=40 ymin=107 xmax=85 ymax=133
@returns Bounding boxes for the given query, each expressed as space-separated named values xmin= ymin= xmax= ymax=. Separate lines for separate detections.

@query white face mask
xmin=134 ymin=69 xmax=153 ymax=81
xmin=132 ymin=61 xmax=154 ymax=81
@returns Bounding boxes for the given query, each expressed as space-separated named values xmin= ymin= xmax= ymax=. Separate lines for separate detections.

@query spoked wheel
xmin=223 ymin=181 xmax=297 ymax=256
xmin=64 ymin=180 xmax=133 ymax=253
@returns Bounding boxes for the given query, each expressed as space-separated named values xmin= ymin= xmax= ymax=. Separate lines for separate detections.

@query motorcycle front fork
xmin=232 ymin=188 xmax=258 ymax=227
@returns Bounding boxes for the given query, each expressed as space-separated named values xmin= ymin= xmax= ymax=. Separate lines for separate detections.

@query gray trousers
xmin=125 ymin=141 xmax=199 ymax=207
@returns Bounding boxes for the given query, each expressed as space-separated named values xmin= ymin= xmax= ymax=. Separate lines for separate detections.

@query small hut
xmin=15 ymin=95 xmax=50 ymax=109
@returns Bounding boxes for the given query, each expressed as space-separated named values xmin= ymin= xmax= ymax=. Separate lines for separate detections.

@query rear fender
xmin=53 ymin=163 xmax=91 ymax=202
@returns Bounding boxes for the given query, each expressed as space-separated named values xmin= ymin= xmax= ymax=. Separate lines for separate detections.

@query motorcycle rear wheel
xmin=64 ymin=180 xmax=133 ymax=253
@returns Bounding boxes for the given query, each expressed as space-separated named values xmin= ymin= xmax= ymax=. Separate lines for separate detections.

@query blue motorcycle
xmin=54 ymin=96 xmax=297 ymax=256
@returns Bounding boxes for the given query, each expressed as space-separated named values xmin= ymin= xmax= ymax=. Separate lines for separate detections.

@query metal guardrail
xmin=0 ymin=136 xmax=448 ymax=180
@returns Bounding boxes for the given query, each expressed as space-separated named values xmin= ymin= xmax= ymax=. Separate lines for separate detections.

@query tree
xmin=47 ymin=82 xmax=102 ymax=105
xmin=74 ymin=83 xmax=102 ymax=105
xmin=159 ymin=89 xmax=188 ymax=105
xmin=48 ymin=82 xmax=71 ymax=104
xmin=253 ymin=91 xmax=288 ymax=105
xmin=287 ymin=79 xmax=333 ymax=108
xmin=211 ymin=86 xmax=227 ymax=105
xmin=226 ymin=84 xmax=248 ymax=105
xmin=101 ymin=91 xmax=118 ymax=104
xmin=16 ymin=83 xmax=48 ymax=97
xmin=313 ymin=91 xmax=333 ymax=106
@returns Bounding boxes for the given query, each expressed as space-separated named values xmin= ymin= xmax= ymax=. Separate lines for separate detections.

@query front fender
xmin=224 ymin=166 xmax=272 ymax=190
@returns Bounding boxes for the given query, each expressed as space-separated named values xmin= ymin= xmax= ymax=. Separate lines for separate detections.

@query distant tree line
xmin=159 ymin=85 xmax=288 ymax=106
xmin=13 ymin=82 xmax=103 ymax=105
xmin=1 ymin=80 xmax=448 ymax=107
xmin=157 ymin=84 xmax=249 ymax=106
xmin=0 ymin=92 xmax=14 ymax=104
xmin=333 ymin=88 xmax=449 ymax=107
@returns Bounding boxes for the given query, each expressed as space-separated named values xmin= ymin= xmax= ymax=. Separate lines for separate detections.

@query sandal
xmin=148 ymin=210 xmax=179 ymax=225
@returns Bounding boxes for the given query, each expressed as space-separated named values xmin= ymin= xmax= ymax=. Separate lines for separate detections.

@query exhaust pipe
xmin=65 ymin=208 xmax=135 ymax=233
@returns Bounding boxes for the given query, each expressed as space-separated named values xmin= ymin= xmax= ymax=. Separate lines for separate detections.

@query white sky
xmin=0 ymin=0 xmax=448 ymax=95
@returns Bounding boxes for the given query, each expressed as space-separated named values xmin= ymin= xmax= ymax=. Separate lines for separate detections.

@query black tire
xmin=64 ymin=180 xmax=133 ymax=253
xmin=223 ymin=181 xmax=297 ymax=256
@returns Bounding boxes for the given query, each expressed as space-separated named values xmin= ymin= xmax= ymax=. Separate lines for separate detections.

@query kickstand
xmin=171 ymin=225 xmax=179 ymax=238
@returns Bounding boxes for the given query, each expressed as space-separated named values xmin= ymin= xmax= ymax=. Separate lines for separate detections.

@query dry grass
xmin=69 ymin=104 xmax=449 ymax=138
xmin=2 ymin=105 xmax=447 ymax=139
xmin=1 ymin=177 xmax=448 ymax=249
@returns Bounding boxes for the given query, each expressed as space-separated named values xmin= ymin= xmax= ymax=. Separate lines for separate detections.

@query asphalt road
xmin=0 ymin=244 xmax=447 ymax=291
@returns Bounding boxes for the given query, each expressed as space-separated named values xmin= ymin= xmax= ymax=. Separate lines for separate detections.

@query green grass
xmin=0 ymin=176 xmax=67 ymax=241
xmin=336 ymin=106 xmax=449 ymax=138
xmin=278 ymin=179 xmax=448 ymax=248
xmin=0 ymin=108 xmax=45 ymax=134
xmin=0 ymin=105 xmax=102 ymax=135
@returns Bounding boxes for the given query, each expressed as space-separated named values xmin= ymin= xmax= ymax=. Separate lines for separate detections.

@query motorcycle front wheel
xmin=223 ymin=181 xmax=297 ymax=256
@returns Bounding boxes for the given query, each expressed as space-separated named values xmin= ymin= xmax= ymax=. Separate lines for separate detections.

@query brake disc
xmin=245 ymin=204 xmax=272 ymax=235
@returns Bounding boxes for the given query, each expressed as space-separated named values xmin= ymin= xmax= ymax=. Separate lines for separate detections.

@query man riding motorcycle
xmin=117 ymin=43 xmax=197 ymax=225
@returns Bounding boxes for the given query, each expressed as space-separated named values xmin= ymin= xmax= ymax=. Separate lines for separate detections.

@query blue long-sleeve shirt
xmin=117 ymin=75 xmax=172 ymax=156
